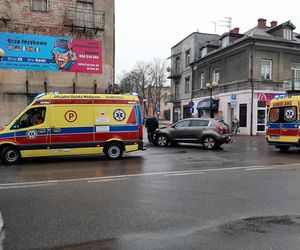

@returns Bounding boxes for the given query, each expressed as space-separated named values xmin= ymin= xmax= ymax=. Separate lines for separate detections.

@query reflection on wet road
xmin=1 ymin=137 xmax=300 ymax=250
xmin=0 ymin=137 xmax=299 ymax=184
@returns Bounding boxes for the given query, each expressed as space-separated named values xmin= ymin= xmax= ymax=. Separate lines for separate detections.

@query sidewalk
xmin=229 ymin=134 xmax=266 ymax=142
xmin=143 ymin=125 xmax=265 ymax=143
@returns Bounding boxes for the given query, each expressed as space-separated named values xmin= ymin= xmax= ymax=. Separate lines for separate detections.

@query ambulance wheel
xmin=1 ymin=146 xmax=21 ymax=165
xmin=276 ymin=145 xmax=290 ymax=152
xmin=104 ymin=143 xmax=123 ymax=160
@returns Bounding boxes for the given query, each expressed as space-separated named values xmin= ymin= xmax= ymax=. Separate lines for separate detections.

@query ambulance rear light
xmin=138 ymin=125 xmax=143 ymax=140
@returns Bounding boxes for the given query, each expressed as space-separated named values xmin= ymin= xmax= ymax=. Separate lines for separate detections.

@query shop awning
xmin=197 ymin=98 xmax=219 ymax=110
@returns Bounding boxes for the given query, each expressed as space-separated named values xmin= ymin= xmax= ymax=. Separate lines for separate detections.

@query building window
xmin=185 ymin=50 xmax=191 ymax=66
xmin=212 ymin=68 xmax=220 ymax=84
xmin=261 ymin=59 xmax=272 ymax=80
xmin=185 ymin=77 xmax=190 ymax=93
xmin=31 ymin=0 xmax=49 ymax=12
xmin=200 ymin=73 xmax=205 ymax=89
xmin=239 ymin=104 xmax=247 ymax=127
xmin=291 ymin=63 xmax=300 ymax=81
xmin=283 ymin=28 xmax=292 ymax=40
xmin=221 ymin=36 xmax=229 ymax=48
xmin=201 ymin=47 xmax=207 ymax=57
xmin=175 ymin=57 xmax=180 ymax=74
xmin=175 ymin=81 xmax=180 ymax=100
xmin=77 ymin=0 xmax=94 ymax=27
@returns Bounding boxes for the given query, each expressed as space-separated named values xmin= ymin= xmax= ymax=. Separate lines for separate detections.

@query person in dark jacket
xmin=145 ymin=116 xmax=159 ymax=143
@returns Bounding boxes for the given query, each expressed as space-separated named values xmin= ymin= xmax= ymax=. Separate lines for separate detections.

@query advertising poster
xmin=0 ymin=32 xmax=102 ymax=74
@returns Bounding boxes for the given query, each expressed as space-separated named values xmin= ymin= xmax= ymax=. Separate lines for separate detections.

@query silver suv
xmin=154 ymin=118 xmax=232 ymax=149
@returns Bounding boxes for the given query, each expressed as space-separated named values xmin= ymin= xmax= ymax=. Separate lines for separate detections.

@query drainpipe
xmin=250 ymin=39 xmax=255 ymax=136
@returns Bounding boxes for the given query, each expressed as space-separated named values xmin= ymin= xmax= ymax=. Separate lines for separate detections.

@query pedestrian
xmin=145 ymin=116 xmax=159 ymax=143
xmin=232 ymin=116 xmax=239 ymax=135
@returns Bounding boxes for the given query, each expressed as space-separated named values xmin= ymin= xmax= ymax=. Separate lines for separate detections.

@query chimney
xmin=257 ymin=18 xmax=267 ymax=28
xmin=230 ymin=27 xmax=240 ymax=34
xmin=270 ymin=21 xmax=277 ymax=28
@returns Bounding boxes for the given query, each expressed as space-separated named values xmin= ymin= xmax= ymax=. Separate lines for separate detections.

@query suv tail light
xmin=138 ymin=125 xmax=143 ymax=140
xmin=216 ymin=123 xmax=228 ymax=133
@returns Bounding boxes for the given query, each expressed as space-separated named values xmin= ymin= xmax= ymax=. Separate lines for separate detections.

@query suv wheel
xmin=202 ymin=136 xmax=217 ymax=150
xmin=156 ymin=134 xmax=169 ymax=147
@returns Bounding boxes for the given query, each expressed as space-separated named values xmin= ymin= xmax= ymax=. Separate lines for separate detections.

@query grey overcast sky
xmin=115 ymin=0 xmax=300 ymax=80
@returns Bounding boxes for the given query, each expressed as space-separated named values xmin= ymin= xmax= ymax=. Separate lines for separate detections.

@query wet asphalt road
xmin=0 ymin=137 xmax=300 ymax=249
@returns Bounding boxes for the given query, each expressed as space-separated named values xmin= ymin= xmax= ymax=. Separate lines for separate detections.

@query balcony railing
xmin=167 ymin=94 xmax=181 ymax=102
xmin=283 ymin=78 xmax=300 ymax=92
xmin=64 ymin=6 xmax=105 ymax=34
xmin=167 ymin=68 xmax=181 ymax=79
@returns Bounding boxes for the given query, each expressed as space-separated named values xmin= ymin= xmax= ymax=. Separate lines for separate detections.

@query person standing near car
xmin=232 ymin=116 xmax=239 ymax=135
xmin=145 ymin=116 xmax=159 ymax=143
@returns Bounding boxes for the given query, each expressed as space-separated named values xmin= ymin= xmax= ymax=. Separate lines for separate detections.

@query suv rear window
xmin=190 ymin=120 xmax=209 ymax=127
xmin=269 ymin=106 xmax=297 ymax=123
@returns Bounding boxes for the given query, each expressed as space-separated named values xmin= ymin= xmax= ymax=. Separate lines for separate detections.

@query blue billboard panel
xmin=0 ymin=32 xmax=102 ymax=74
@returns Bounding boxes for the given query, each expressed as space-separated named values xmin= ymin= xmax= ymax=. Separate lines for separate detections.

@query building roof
xmin=171 ymin=32 xmax=220 ymax=49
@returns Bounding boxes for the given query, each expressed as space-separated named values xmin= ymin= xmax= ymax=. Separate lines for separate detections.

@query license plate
xmin=270 ymin=135 xmax=279 ymax=140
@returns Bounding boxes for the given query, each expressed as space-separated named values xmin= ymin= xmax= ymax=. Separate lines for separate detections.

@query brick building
xmin=0 ymin=0 xmax=115 ymax=124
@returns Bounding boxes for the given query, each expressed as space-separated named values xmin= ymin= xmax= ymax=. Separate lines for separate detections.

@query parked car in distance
xmin=154 ymin=118 xmax=232 ymax=149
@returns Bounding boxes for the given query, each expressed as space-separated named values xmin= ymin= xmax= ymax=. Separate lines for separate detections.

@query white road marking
xmin=0 ymin=163 xmax=299 ymax=189
xmin=88 ymin=178 xmax=128 ymax=183
xmin=245 ymin=167 xmax=275 ymax=171
xmin=165 ymin=172 xmax=205 ymax=177
xmin=0 ymin=183 xmax=57 ymax=190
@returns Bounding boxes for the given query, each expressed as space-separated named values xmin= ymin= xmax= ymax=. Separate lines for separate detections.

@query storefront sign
xmin=0 ymin=32 xmax=102 ymax=74
xmin=257 ymin=93 xmax=285 ymax=106
xmin=197 ymin=99 xmax=219 ymax=110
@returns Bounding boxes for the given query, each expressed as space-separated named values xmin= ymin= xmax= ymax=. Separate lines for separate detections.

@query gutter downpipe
xmin=250 ymin=38 xmax=255 ymax=136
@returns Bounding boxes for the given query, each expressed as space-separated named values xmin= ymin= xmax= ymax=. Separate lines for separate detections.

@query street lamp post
xmin=206 ymin=82 xmax=218 ymax=118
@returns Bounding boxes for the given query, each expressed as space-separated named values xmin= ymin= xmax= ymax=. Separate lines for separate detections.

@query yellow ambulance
xmin=266 ymin=95 xmax=300 ymax=151
xmin=0 ymin=93 xmax=144 ymax=164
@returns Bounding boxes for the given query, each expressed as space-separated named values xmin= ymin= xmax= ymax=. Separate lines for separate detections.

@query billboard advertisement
xmin=0 ymin=32 xmax=102 ymax=74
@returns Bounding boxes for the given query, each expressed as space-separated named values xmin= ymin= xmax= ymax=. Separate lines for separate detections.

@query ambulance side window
xmin=11 ymin=107 xmax=46 ymax=129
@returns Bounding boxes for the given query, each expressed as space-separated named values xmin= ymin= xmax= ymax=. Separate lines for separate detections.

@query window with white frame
xmin=261 ymin=59 xmax=272 ymax=80
xmin=185 ymin=50 xmax=191 ymax=66
xmin=200 ymin=73 xmax=205 ymax=89
xmin=31 ymin=0 xmax=49 ymax=12
xmin=283 ymin=28 xmax=292 ymax=40
xmin=212 ymin=68 xmax=220 ymax=84
xmin=221 ymin=36 xmax=230 ymax=48
xmin=185 ymin=77 xmax=190 ymax=93
xmin=201 ymin=47 xmax=207 ymax=57
xmin=291 ymin=63 xmax=300 ymax=85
